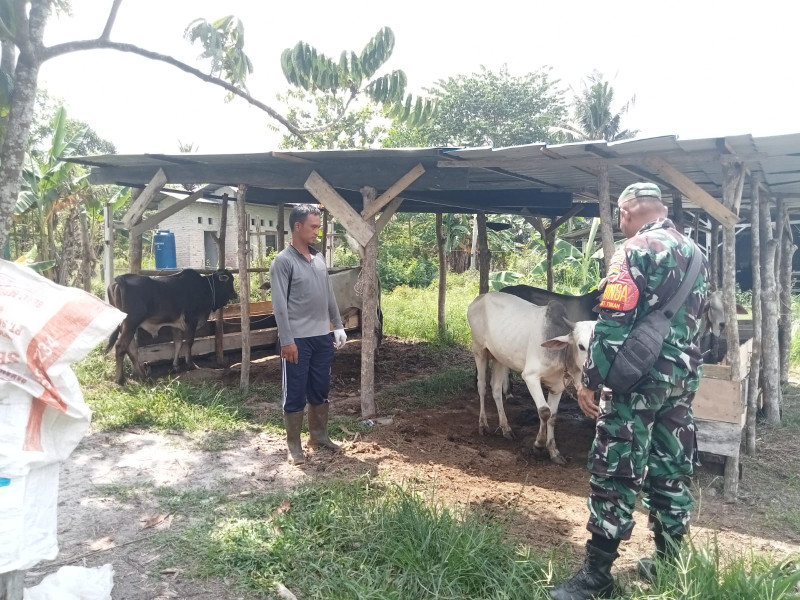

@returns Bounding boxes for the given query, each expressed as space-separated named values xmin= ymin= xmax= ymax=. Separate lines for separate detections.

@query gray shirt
xmin=269 ymin=245 xmax=343 ymax=346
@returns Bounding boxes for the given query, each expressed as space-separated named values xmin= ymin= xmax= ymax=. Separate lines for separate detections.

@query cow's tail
xmin=104 ymin=281 xmax=124 ymax=353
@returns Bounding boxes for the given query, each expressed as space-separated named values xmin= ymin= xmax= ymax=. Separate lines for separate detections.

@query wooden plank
xmin=642 ymin=156 xmax=738 ymax=228
xmin=138 ymin=328 xmax=279 ymax=363
xmin=361 ymin=163 xmax=425 ymax=220
xmin=374 ymin=196 xmax=404 ymax=236
xmin=477 ymin=212 xmax=489 ymax=294
xmin=131 ymin=184 xmax=213 ymax=237
xmin=122 ymin=168 xmax=167 ymax=229
xmin=216 ymin=300 xmax=274 ymax=320
xmin=436 ymin=212 xmax=446 ymax=337
xmin=695 ymin=419 xmax=743 ymax=457
xmin=305 ymin=171 xmax=374 ymax=247
xmin=702 ymin=363 xmax=733 ymax=380
xmin=237 ymin=184 xmax=251 ymax=394
xmin=694 ymin=377 xmax=742 ymax=424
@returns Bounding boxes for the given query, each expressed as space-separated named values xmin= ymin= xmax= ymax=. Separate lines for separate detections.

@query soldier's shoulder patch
xmin=599 ymin=248 xmax=639 ymax=311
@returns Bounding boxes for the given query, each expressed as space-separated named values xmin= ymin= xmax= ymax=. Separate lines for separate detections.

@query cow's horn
xmin=562 ymin=315 xmax=576 ymax=330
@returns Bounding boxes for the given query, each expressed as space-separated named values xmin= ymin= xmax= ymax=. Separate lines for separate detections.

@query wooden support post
xmin=545 ymin=232 xmax=555 ymax=292
xmin=360 ymin=186 xmax=379 ymax=419
xmin=721 ymin=161 xmax=745 ymax=502
xmin=436 ymin=213 xmax=447 ymax=339
xmin=470 ymin=215 xmax=479 ymax=270
xmin=672 ymin=190 xmax=684 ymax=234
xmin=128 ymin=188 xmax=144 ymax=274
xmin=775 ymin=198 xmax=784 ymax=285
xmin=361 ymin=163 xmax=425 ymax=220
xmin=214 ymin=194 xmax=229 ymax=367
xmin=760 ymin=192 xmax=781 ymax=426
xmin=131 ymin=185 xmax=214 ymax=237
xmin=79 ymin=209 xmax=92 ymax=292
xmin=277 ymin=203 xmax=285 ymax=250
xmin=746 ymin=176 xmax=762 ymax=457
xmin=708 ymin=221 xmax=719 ymax=292
xmin=597 ymin=163 xmax=615 ymax=277
xmin=256 ymin=220 xmax=265 ymax=300
xmin=374 ymin=196 xmax=404 ymax=236
xmin=0 ymin=570 xmax=24 ymax=600
xmin=693 ymin=212 xmax=700 ymax=243
xmin=103 ymin=202 xmax=114 ymax=302
xmin=321 ymin=209 xmax=328 ymax=258
xmin=237 ymin=184 xmax=251 ymax=394
xmin=779 ymin=207 xmax=796 ymax=386
xmin=477 ymin=212 xmax=489 ymax=295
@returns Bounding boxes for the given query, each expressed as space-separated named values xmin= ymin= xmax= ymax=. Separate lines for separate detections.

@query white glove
xmin=333 ymin=328 xmax=347 ymax=349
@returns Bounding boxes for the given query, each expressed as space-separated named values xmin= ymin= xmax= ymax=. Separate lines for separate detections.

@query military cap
xmin=617 ymin=182 xmax=662 ymax=208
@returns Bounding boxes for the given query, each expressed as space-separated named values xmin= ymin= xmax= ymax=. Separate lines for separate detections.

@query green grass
xmin=149 ymin=477 xmax=800 ymax=600
xmin=155 ymin=476 xmax=564 ymax=599
xmin=75 ymin=346 xmax=283 ymax=437
xmin=380 ymin=366 xmax=474 ymax=411
xmin=383 ymin=272 xmax=478 ymax=347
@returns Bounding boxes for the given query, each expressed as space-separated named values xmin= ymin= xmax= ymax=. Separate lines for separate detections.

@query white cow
xmin=467 ymin=292 xmax=595 ymax=465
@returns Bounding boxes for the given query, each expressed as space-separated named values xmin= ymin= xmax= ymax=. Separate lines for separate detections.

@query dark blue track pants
xmin=282 ymin=334 xmax=335 ymax=413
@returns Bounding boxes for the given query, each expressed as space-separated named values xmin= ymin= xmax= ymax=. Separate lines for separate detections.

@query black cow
xmin=105 ymin=269 xmax=237 ymax=384
xmin=500 ymin=285 xmax=602 ymax=322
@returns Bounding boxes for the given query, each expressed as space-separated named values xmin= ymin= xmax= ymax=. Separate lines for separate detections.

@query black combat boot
xmin=637 ymin=524 xmax=683 ymax=583
xmin=307 ymin=402 xmax=340 ymax=451
xmin=549 ymin=541 xmax=618 ymax=600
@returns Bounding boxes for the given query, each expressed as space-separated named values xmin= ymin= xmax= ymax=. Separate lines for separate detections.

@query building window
xmin=260 ymin=219 xmax=265 ymax=226
xmin=208 ymin=217 xmax=213 ymax=225
xmin=269 ymin=220 xmax=273 ymax=227
xmin=251 ymin=218 xmax=255 ymax=226
xmin=197 ymin=216 xmax=202 ymax=224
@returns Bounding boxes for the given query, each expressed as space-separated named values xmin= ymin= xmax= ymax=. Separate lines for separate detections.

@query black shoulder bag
xmin=604 ymin=246 xmax=702 ymax=394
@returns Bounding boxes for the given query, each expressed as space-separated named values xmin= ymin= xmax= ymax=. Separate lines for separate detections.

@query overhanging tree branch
xmin=101 ymin=0 xmax=124 ymax=40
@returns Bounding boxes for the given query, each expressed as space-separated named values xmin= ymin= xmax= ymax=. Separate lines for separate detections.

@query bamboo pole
xmin=477 ymin=212 xmax=489 ymax=295
xmin=746 ymin=176 xmax=762 ymax=457
xmin=360 ymin=186 xmax=379 ymax=418
xmin=237 ymin=185 xmax=251 ymax=394
xmin=436 ymin=213 xmax=446 ymax=338
xmin=760 ymin=192 xmax=781 ymax=425
xmin=597 ymin=163 xmax=615 ymax=277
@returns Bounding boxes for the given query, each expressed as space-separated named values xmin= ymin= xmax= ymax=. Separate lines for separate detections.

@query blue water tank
xmin=153 ymin=230 xmax=177 ymax=269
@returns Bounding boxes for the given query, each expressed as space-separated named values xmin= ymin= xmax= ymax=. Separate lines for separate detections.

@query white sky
xmin=38 ymin=0 xmax=800 ymax=155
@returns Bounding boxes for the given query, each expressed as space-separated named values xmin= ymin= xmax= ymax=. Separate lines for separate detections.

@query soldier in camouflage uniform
xmin=550 ymin=183 xmax=709 ymax=600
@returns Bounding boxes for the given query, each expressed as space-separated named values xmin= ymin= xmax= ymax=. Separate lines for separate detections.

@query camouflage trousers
xmin=587 ymin=381 xmax=698 ymax=541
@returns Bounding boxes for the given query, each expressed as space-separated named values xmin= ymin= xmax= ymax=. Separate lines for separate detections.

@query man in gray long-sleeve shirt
xmin=270 ymin=204 xmax=346 ymax=465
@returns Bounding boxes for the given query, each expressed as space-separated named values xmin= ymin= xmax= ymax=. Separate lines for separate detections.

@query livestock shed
xmin=69 ymin=132 xmax=800 ymax=501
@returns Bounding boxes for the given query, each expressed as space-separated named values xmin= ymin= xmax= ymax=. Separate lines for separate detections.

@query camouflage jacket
xmin=582 ymin=218 xmax=710 ymax=393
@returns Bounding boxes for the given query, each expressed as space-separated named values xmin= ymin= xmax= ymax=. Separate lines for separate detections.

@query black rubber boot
xmin=637 ymin=527 xmax=683 ymax=583
xmin=284 ymin=410 xmax=306 ymax=465
xmin=550 ymin=541 xmax=618 ymax=600
xmin=307 ymin=402 xmax=340 ymax=451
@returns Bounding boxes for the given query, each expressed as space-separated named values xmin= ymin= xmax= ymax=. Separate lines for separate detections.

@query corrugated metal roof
xmin=68 ymin=133 xmax=800 ymax=219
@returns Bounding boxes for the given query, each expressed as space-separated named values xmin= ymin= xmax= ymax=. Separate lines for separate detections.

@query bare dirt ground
xmin=34 ymin=337 xmax=800 ymax=598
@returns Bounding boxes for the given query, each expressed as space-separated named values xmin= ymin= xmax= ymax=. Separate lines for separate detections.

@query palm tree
xmin=552 ymin=71 xmax=638 ymax=142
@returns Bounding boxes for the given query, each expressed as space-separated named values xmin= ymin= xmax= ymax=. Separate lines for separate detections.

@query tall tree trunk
xmin=0 ymin=40 xmax=17 ymax=141
xmin=436 ymin=213 xmax=446 ymax=338
xmin=597 ymin=163 xmax=615 ymax=277
xmin=779 ymin=210 xmax=795 ymax=386
xmin=0 ymin=0 xmax=49 ymax=252
xmin=746 ymin=179 xmax=762 ymax=456
xmin=477 ymin=211 xmax=489 ymax=295
xmin=760 ymin=193 xmax=781 ymax=425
